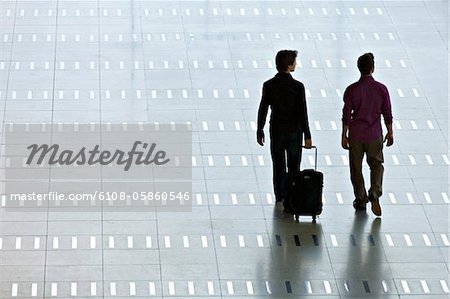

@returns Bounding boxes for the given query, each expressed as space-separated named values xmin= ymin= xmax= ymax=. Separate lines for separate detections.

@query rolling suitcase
xmin=287 ymin=146 xmax=323 ymax=221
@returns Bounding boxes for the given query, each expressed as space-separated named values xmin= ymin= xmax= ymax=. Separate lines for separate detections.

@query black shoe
xmin=353 ymin=200 xmax=367 ymax=211
xmin=275 ymin=197 xmax=284 ymax=203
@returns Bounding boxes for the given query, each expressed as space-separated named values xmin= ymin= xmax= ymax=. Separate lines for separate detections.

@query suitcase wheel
xmin=312 ymin=215 xmax=317 ymax=222
xmin=295 ymin=214 xmax=299 ymax=221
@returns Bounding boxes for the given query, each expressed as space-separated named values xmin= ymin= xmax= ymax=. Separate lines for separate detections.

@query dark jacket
xmin=257 ymin=72 xmax=311 ymax=139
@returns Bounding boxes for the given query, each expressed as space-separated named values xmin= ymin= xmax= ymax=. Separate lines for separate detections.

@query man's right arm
xmin=257 ymin=84 xmax=269 ymax=146
xmin=382 ymin=87 xmax=394 ymax=146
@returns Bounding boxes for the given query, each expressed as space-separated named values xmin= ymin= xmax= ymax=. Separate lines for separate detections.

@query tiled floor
xmin=0 ymin=0 xmax=449 ymax=298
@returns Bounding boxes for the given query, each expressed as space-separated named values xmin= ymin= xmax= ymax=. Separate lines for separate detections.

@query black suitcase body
xmin=288 ymin=146 xmax=323 ymax=221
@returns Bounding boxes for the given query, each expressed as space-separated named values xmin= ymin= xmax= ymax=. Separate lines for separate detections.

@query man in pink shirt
xmin=341 ymin=53 xmax=394 ymax=216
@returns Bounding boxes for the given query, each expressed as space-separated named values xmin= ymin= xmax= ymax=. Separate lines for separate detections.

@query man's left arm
xmin=257 ymin=84 xmax=269 ymax=146
xmin=300 ymin=84 xmax=312 ymax=148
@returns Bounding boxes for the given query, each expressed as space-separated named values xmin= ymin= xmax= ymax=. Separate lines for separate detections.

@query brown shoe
xmin=370 ymin=198 xmax=382 ymax=216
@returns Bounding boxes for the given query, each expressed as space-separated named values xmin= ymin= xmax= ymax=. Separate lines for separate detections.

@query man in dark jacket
xmin=257 ymin=50 xmax=312 ymax=209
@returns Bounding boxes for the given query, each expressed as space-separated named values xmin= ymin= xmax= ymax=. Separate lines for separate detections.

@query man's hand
xmin=304 ymin=139 xmax=312 ymax=148
xmin=257 ymin=130 xmax=265 ymax=146
xmin=341 ymin=135 xmax=350 ymax=150
xmin=384 ymin=133 xmax=394 ymax=147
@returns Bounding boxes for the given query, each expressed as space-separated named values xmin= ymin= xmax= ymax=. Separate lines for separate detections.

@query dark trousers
xmin=270 ymin=129 xmax=303 ymax=201
xmin=349 ymin=137 xmax=384 ymax=204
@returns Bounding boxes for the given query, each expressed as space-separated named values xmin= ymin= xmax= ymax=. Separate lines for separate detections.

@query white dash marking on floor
xmin=397 ymin=89 xmax=404 ymax=97
xmin=330 ymin=121 xmax=338 ymax=130
xmin=389 ymin=193 xmax=397 ymax=203
xmin=207 ymin=281 xmax=215 ymax=294
xmin=336 ymin=193 xmax=344 ymax=204
xmin=12 ymin=283 xmax=18 ymax=297
xmin=422 ymin=234 xmax=432 ymax=246
xmin=258 ymin=155 xmax=265 ymax=166
xmin=32 ymin=237 xmax=40 ymax=249
xmin=241 ymin=156 xmax=248 ymax=166
xmin=52 ymin=237 xmax=58 ymax=249
xmin=342 ymin=155 xmax=349 ymax=165
xmin=419 ymin=280 xmax=430 ymax=293
xmin=186 ymin=281 xmax=194 ymax=295
xmin=442 ymin=155 xmax=450 ymax=165
xmin=220 ymin=235 xmax=227 ymax=247
xmin=305 ymin=280 xmax=313 ymax=293
xmin=441 ymin=234 xmax=450 ymax=246
xmin=324 ymin=280 xmax=332 ymax=294
xmin=180 ymin=235 xmax=189 ymax=248
xmin=404 ymin=234 xmax=413 ymax=246
xmin=424 ymin=192 xmax=432 ymax=203
xmin=213 ymin=193 xmax=220 ymax=205
xmin=191 ymin=194 xmax=201 ymax=206
xmin=224 ymin=156 xmax=230 ymax=166
xmin=149 ymin=282 xmax=156 ymax=295
xmin=143 ymin=236 xmax=151 ymax=248
xmin=164 ymin=236 xmax=171 ymax=248
xmin=412 ymin=88 xmax=420 ymax=97
xmin=168 ymin=281 xmax=175 ymax=295
xmin=406 ymin=193 xmax=415 ymax=203
xmin=425 ymin=155 xmax=433 ymax=165
xmin=385 ymin=234 xmax=394 ymax=246
xmin=244 ymin=89 xmax=250 ymax=98
xmin=305 ymin=89 xmax=311 ymax=98
xmin=109 ymin=282 xmax=117 ymax=296
xmin=238 ymin=235 xmax=245 ymax=247
xmin=400 ymin=59 xmax=406 ymax=67
xmin=227 ymin=281 xmax=234 ymax=294
xmin=127 ymin=236 xmax=133 ymax=248
xmin=401 ymin=280 xmax=410 ymax=293
xmin=257 ymin=235 xmax=264 ymax=247
xmin=388 ymin=32 xmax=395 ymax=40
xmin=325 ymin=155 xmax=332 ymax=165
xmin=394 ymin=120 xmax=402 ymax=129
xmin=51 ymin=283 xmax=57 ymax=296
xmin=234 ymin=121 xmax=241 ymax=130
xmin=31 ymin=283 xmax=37 ymax=297
xmin=331 ymin=234 xmax=338 ymax=247
xmin=266 ymin=194 xmax=273 ymax=204
xmin=71 ymin=236 xmax=77 ymax=249
xmin=208 ymin=156 xmax=214 ymax=166
xmin=129 ymin=282 xmax=136 ymax=296
xmin=201 ymin=235 xmax=208 ymax=248
xmin=441 ymin=192 xmax=450 ymax=203
xmin=314 ymin=121 xmax=321 ymax=130
xmin=243 ymin=193 xmax=253 ymax=205
xmin=246 ymin=281 xmax=254 ymax=294
xmin=374 ymin=32 xmax=380 ymax=40
xmin=108 ymin=236 xmax=114 ymax=248
xmin=440 ymin=280 xmax=450 ymax=293
xmin=408 ymin=155 xmax=416 ymax=165
xmin=410 ymin=120 xmax=418 ymax=130
xmin=231 ymin=193 xmax=238 ymax=205
xmin=70 ymin=283 xmax=77 ymax=296
xmin=15 ymin=237 xmax=21 ymax=249
xmin=213 ymin=89 xmax=219 ymax=98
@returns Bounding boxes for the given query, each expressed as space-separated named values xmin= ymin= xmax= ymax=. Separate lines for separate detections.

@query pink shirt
xmin=342 ymin=76 xmax=393 ymax=142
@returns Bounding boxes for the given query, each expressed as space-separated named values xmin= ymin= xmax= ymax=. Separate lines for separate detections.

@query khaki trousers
xmin=349 ymin=137 xmax=384 ymax=204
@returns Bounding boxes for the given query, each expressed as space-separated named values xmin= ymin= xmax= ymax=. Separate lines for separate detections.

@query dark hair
xmin=357 ymin=53 xmax=374 ymax=75
xmin=275 ymin=50 xmax=298 ymax=72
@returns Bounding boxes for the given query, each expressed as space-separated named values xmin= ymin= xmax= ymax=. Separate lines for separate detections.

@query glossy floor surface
xmin=0 ymin=0 xmax=449 ymax=298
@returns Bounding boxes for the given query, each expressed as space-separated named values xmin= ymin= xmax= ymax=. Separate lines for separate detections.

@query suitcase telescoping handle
xmin=302 ymin=145 xmax=318 ymax=171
